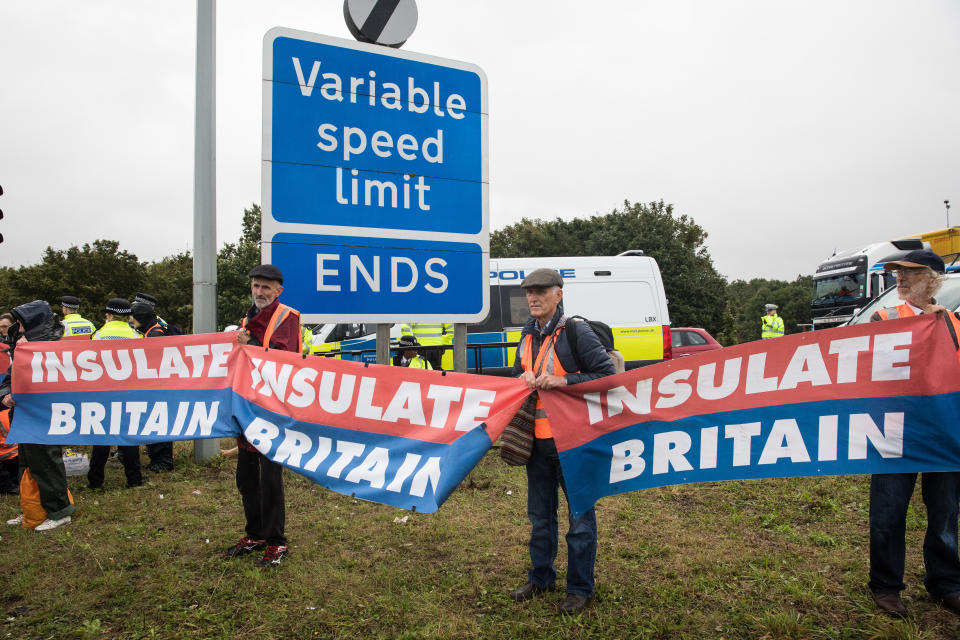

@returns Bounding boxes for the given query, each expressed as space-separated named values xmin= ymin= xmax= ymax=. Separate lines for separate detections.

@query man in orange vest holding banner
xmin=224 ymin=264 xmax=301 ymax=569
xmin=868 ymin=249 xmax=960 ymax=617
xmin=508 ymin=268 xmax=615 ymax=614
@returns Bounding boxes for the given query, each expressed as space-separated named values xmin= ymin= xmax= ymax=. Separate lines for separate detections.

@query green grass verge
xmin=1 ymin=441 xmax=959 ymax=639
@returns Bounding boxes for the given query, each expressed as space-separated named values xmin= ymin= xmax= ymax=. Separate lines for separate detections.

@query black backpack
xmin=564 ymin=316 xmax=624 ymax=373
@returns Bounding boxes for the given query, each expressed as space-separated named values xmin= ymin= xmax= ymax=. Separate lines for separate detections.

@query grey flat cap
xmin=520 ymin=268 xmax=563 ymax=289
xmin=248 ymin=264 xmax=284 ymax=283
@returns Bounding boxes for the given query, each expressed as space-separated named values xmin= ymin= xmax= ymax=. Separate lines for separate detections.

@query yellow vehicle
xmin=899 ymin=228 xmax=960 ymax=264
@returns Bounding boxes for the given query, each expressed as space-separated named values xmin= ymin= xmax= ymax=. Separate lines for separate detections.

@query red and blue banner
xmin=228 ymin=346 xmax=528 ymax=512
xmin=540 ymin=315 xmax=960 ymax=517
xmin=8 ymin=316 xmax=960 ymax=516
xmin=7 ymin=333 xmax=528 ymax=513
xmin=9 ymin=333 xmax=238 ymax=446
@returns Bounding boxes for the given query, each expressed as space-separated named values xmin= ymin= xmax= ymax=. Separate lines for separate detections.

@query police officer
xmin=391 ymin=335 xmax=433 ymax=369
xmin=133 ymin=292 xmax=177 ymax=334
xmin=400 ymin=322 xmax=452 ymax=370
xmin=760 ymin=303 xmax=784 ymax=339
xmin=92 ymin=299 xmax=142 ymax=341
xmin=59 ymin=296 xmax=96 ymax=340
xmin=130 ymin=302 xmax=174 ymax=472
xmin=87 ymin=298 xmax=142 ymax=488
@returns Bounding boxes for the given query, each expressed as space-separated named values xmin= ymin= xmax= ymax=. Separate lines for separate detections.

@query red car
xmin=670 ymin=327 xmax=722 ymax=358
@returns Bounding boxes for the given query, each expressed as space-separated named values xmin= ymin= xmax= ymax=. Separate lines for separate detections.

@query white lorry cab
xmin=811 ymin=238 xmax=927 ymax=329
xmin=310 ymin=252 xmax=673 ymax=374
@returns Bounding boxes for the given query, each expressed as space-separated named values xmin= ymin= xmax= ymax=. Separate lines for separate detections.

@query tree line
xmin=491 ymin=200 xmax=812 ymax=345
xmin=0 ymin=200 xmax=812 ymax=345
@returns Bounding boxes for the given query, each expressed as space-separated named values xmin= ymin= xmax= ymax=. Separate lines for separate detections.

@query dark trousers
xmin=236 ymin=448 xmax=286 ymax=546
xmin=869 ymin=472 xmax=960 ymax=598
xmin=0 ymin=457 xmax=18 ymax=493
xmin=526 ymin=437 xmax=597 ymax=597
xmin=146 ymin=442 xmax=174 ymax=469
xmin=88 ymin=445 xmax=142 ymax=488
xmin=18 ymin=443 xmax=75 ymax=520
xmin=422 ymin=346 xmax=443 ymax=371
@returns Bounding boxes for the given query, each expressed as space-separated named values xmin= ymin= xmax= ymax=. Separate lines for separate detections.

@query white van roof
xmin=490 ymin=255 xmax=661 ymax=284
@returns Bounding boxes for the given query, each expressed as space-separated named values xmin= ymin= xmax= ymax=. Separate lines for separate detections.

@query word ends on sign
xmin=263 ymin=233 xmax=489 ymax=323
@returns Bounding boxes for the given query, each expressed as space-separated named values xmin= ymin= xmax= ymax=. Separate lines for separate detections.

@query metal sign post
xmin=193 ymin=0 xmax=218 ymax=461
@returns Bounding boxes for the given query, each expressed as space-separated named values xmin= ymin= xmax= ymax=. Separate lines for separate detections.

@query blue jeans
xmin=869 ymin=472 xmax=960 ymax=598
xmin=526 ymin=438 xmax=597 ymax=597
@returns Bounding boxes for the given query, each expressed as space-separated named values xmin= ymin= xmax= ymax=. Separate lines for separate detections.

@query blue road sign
xmin=262 ymin=28 xmax=488 ymax=323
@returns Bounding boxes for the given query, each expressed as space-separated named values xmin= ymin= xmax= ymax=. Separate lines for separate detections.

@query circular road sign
xmin=343 ymin=0 xmax=418 ymax=48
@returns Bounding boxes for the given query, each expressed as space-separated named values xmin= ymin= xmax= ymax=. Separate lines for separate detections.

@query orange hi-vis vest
xmin=876 ymin=304 xmax=960 ymax=363
xmin=0 ymin=410 xmax=16 ymax=462
xmin=520 ymin=324 xmax=570 ymax=439
xmin=242 ymin=303 xmax=303 ymax=353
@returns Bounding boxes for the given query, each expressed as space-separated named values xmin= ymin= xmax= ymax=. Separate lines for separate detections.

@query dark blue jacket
xmin=510 ymin=307 xmax=615 ymax=384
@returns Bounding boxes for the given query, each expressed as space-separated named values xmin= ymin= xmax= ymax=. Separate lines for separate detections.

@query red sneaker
xmin=254 ymin=545 xmax=289 ymax=568
xmin=222 ymin=536 xmax=266 ymax=558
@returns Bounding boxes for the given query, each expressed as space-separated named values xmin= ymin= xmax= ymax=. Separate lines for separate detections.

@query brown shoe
xmin=510 ymin=582 xmax=551 ymax=602
xmin=871 ymin=591 xmax=907 ymax=618
xmin=936 ymin=594 xmax=960 ymax=616
xmin=559 ymin=593 xmax=592 ymax=614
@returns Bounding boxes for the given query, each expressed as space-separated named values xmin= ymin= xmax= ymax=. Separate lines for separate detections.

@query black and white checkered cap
xmin=134 ymin=292 xmax=157 ymax=307
xmin=105 ymin=298 xmax=132 ymax=315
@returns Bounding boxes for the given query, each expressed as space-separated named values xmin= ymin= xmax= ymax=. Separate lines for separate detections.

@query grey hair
xmin=926 ymin=269 xmax=946 ymax=299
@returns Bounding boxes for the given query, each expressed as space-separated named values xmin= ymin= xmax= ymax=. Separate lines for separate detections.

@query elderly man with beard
xmin=223 ymin=264 xmax=302 ymax=569
xmin=508 ymin=268 xmax=615 ymax=614
xmin=867 ymin=250 xmax=960 ymax=617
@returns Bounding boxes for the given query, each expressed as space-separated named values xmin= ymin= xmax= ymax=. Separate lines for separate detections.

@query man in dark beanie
xmin=130 ymin=302 xmax=174 ymax=472
xmin=223 ymin=264 xmax=301 ymax=568
xmin=1 ymin=300 xmax=75 ymax=531
xmin=131 ymin=302 xmax=165 ymax=338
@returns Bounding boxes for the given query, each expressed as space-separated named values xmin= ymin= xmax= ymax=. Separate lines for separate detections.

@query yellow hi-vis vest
xmin=761 ymin=314 xmax=784 ymax=339
xmin=61 ymin=313 xmax=96 ymax=340
xmin=400 ymin=322 xmax=452 ymax=347
xmin=92 ymin=319 xmax=141 ymax=340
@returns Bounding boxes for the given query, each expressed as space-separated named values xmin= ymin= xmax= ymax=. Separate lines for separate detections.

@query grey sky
xmin=1 ymin=1 xmax=958 ymax=281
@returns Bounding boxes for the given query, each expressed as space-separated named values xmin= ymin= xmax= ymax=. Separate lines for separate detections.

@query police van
xmin=310 ymin=251 xmax=672 ymax=374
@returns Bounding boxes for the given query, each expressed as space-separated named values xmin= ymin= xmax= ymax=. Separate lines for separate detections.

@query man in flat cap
xmin=508 ymin=268 xmax=615 ymax=614
xmin=87 ymin=298 xmax=143 ymax=489
xmin=224 ymin=264 xmax=301 ymax=569
xmin=866 ymin=250 xmax=960 ymax=617
xmin=59 ymin=296 xmax=95 ymax=340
